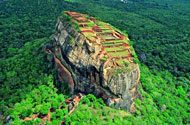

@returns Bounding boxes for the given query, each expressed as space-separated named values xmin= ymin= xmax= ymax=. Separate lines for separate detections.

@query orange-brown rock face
xmin=54 ymin=56 xmax=74 ymax=94
xmin=50 ymin=11 xmax=141 ymax=111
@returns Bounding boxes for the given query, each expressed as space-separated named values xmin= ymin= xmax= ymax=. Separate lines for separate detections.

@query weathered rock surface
xmin=48 ymin=13 xmax=141 ymax=111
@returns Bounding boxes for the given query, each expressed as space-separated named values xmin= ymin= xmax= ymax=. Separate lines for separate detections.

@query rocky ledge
xmin=46 ymin=11 xmax=141 ymax=112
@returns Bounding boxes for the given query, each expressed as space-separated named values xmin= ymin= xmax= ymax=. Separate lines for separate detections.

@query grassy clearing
xmin=98 ymin=25 xmax=108 ymax=29
xmin=104 ymin=40 xmax=124 ymax=43
xmin=117 ymin=59 xmax=128 ymax=66
xmin=83 ymin=32 xmax=96 ymax=39
xmin=87 ymin=22 xmax=95 ymax=26
xmin=104 ymin=46 xmax=126 ymax=51
xmin=109 ymin=51 xmax=128 ymax=57
xmin=103 ymin=42 xmax=124 ymax=46
xmin=102 ymin=29 xmax=113 ymax=33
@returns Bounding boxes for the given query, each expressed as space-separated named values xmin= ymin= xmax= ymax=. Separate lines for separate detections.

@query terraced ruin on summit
xmin=51 ymin=11 xmax=140 ymax=111
xmin=64 ymin=11 xmax=136 ymax=69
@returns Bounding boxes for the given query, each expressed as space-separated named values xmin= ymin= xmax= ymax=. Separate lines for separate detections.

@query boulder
xmin=49 ymin=12 xmax=141 ymax=111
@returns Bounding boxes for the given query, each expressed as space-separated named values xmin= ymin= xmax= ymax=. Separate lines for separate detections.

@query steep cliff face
xmin=48 ymin=11 xmax=140 ymax=111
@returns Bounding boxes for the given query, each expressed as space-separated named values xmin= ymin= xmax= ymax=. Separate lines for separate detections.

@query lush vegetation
xmin=60 ymin=0 xmax=190 ymax=77
xmin=7 ymin=82 xmax=69 ymax=124
xmin=0 ymin=0 xmax=189 ymax=124
xmin=68 ymin=65 xmax=189 ymax=124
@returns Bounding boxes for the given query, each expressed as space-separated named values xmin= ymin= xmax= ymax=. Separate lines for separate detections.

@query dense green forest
xmin=0 ymin=0 xmax=189 ymax=124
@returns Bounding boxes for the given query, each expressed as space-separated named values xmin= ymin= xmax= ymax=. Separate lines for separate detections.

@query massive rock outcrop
xmin=47 ymin=11 xmax=140 ymax=111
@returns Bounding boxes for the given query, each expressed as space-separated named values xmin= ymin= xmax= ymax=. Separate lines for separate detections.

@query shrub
xmin=51 ymin=112 xmax=56 ymax=120
xmin=52 ymin=99 xmax=60 ymax=110
xmin=80 ymin=96 xmax=90 ymax=104
xmin=56 ymin=109 xmax=64 ymax=118
xmin=34 ymin=104 xmax=43 ymax=114
xmin=93 ymin=102 xmax=100 ymax=109
xmin=40 ymin=103 xmax=51 ymax=115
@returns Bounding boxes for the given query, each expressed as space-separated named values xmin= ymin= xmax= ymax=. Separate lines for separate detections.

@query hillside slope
xmin=0 ymin=0 xmax=189 ymax=124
